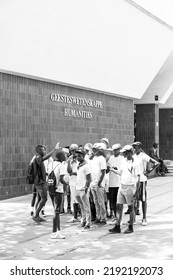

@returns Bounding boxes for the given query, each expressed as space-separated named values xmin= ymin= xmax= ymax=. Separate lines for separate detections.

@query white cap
xmin=84 ymin=143 xmax=93 ymax=150
xmin=93 ymin=142 xmax=106 ymax=150
xmin=100 ymin=138 xmax=109 ymax=145
xmin=120 ymin=145 xmax=133 ymax=153
xmin=62 ymin=147 xmax=69 ymax=154
xmin=70 ymin=144 xmax=78 ymax=150
xmin=112 ymin=143 xmax=121 ymax=150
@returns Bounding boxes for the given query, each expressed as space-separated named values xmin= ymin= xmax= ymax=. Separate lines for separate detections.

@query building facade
xmin=0 ymin=71 xmax=134 ymax=200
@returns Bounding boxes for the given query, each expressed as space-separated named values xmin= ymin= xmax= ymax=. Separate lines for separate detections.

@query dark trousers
xmin=109 ymin=187 xmax=119 ymax=217
xmin=35 ymin=183 xmax=47 ymax=217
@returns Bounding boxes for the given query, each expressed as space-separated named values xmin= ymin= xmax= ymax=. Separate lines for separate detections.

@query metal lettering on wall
xmin=50 ymin=93 xmax=103 ymax=119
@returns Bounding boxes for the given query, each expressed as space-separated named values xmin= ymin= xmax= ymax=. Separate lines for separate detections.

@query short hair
xmin=55 ymin=151 xmax=65 ymax=162
xmin=36 ymin=145 xmax=46 ymax=152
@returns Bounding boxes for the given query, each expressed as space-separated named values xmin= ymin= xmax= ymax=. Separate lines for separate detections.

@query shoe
xmin=84 ymin=224 xmax=90 ymax=229
xmin=124 ymin=226 xmax=133 ymax=234
xmin=67 ymin=217 xmax=79 ymax=223
xmin=124 ymin=209 xmax=130 ymax=214
xmin=136 ymin=209 xmax=140 ymax=215
xmin=81 ymin=222 xmax=86 ymax=227
xmin=142 ymin=219 xmax=147 ymax=226
xmin=41 ymin=210 xmax=46 ymax=217
xmin=128 ymin=220 xmax=136 ymax=225
xmin=51 ymin=232 xmax=65 ymax=239
xmin=94 ymin=219 xmax=100 ymax=224
xmin=38 ymin=217 xmax=46 ymax=222
xmin=32 ymin=216 xmax=41 ymax=224
xmin=100 ymin=220 xmax=107 ymax=225
xmin=91 ymin=217 xmax=96 ymax=222
xmin=109 ymin=225 xmax=121 ymax=233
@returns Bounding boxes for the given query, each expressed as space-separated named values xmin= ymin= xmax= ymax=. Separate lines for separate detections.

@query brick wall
xmin=0 ymin=72 xmax=134 ymax=199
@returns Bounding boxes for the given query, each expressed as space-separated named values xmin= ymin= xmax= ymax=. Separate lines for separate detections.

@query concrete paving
xmin=0 ymin=174 xmax=173 ymax=260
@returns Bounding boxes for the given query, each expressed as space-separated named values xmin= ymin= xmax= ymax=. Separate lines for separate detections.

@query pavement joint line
xmin=148 ymin=189 xmax=173 ymax=200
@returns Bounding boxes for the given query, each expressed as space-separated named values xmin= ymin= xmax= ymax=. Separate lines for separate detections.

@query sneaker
xmin=142 ymin=219 xmax=147 ymax=226
xmin=41 ymin=210 xmax=46 ymax=217
xmin=84 ymin=224 xmax=90 ymax=229
xmin=51 ymin=232 xmax=65 ymax=239
xmin=136 ymin=209 xmax=140 ymax=215
xmin=94 ymin=218 xmax=100 ymax=224
xmin=32 ymin=216 xmax=41 ymax=224
xmin=67 ymin=217 xmax=79 ymax=223
xmin=124 ymin=226 xmax=133 ymax=234
xmin=109 ymin=225 xmax=121 ymax=233
xmin=100 ymin=220 xmax=107 ymax=226
xmin=124 ymin=209 xmax=130 ymax=214
xmin=38 ymin=217 xmax=46 ymax=222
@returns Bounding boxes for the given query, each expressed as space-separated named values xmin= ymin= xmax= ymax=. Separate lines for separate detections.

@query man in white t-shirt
xmin=90 ymin=143 xmax=107 ymax=225
xmin=75 ymin=149 xmax=91 ymax=229
xmin=109 ymin=145 xmax=141 ymax=234
xmin=132 ymin=142 xmax=159 ymax=226
xmin=107 ymin=144 xmax=123 ymax=220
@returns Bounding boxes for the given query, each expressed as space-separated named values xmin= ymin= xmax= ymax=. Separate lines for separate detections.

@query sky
xmin=0 ymin=0 xmax=173 ymax=100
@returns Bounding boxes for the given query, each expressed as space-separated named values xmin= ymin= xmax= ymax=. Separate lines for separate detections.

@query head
xmin=76 ymin=149 xmax=86 ymax=163
xmin=62 ymin=147 xmax=70 ymax=159
xmin=84 ymin=143 xmax=93 ymax=155
xmin=132 ymin=141 xmax=142 ymax=154
xmin=36 ymin=145 xmax=46 ymax=157
xmin=120 ymin=145 xmax=134 ymax=160
xmin=93 ymin=143 xmax=106 ymax=156
xmin=69 ymin=144 xmax=78 ymax=158
xmin=55 ymin=151 xmax=66 ymax=162
xmin=100 ymin=138 xmax=109 ymax=148
xmin=112 ymin=144 xmax=121 ymax=157
xmin=153 ymin=143 xmax=158 ymax=149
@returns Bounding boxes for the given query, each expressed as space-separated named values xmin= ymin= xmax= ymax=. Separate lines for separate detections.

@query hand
xmin=55 ymin=142 xmax=60 ymax=150
xmin=98 ymin=182 xmax=102 ymax=188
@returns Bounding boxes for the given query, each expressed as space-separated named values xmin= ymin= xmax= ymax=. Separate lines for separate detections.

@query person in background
xmin=132 ymin=141 xmax=160 ymax=226
xmin=101 ymin=137 xmax=109 ymax=148
xmin=51 ymin=151 xmax=68 ymax=239
xmin=107 ymin=144 xmax=123 ymax=222
xmin=109 ymin=145 xmax=140 ymax=234
xmin=75 ymin=149 xmax=91 ymax=229
xmin=149 ymin=143 xmax=168 ymax=175
xmin=90 ymin=143 xmax=107 ymax=225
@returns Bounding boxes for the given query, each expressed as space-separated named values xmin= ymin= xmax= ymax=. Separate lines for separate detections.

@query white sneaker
xmin=67 ymin=217 xmax=79 ymax=223
xmin=142 ymin=219 xmax=147 ymax=226
xmin=51 ymin=232 xmax=65 ymax=239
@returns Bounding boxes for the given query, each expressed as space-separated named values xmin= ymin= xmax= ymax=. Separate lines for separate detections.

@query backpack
xmin=26 ymin=156 xmax=37 ymax=184
xmin=47 ymin=162 xmax=60 ymax=195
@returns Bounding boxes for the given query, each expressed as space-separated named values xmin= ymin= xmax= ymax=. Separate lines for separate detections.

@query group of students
xmin=29 ymin=138 xmax=160 ymax=239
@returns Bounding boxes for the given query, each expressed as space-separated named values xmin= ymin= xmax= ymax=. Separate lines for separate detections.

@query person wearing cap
xmin=90 ymin=143 xmax=107 ymax=225
xmin=133 ymin=141 xmax=159 ymax=226
xmin=67 ymin=144 xmax=80 ymax=223
xmin=75 ymin=149 xmax=91 ymax=229
xmin=101 ymin=138 xmax=109 ymax=148
xmin=109 ymin=144 xmax=141 ymax=234
xmin=107 ymin=144 xmax=123 ymax=221
xmin=149 ymin=143 xmax=168 ymax=175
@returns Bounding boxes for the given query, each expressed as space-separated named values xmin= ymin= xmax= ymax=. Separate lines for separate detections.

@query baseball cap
xmin=75 ymin=149 xmax=86 ymax=156
xmin=84 ymin=143 xmax=93 ymax=150
xmin=100 ymin=138 xmax=109 ymax=145
xmin=93 ymin=142 xmax=106 ymax=150
xmin=132 ymin=141 xmax=142 ymax=147
xmin=112 ymin=143 xmax=121 ymax=150
xmin=70 ymin=144 xmax=78 ymax=150
xmin=62 ymin=147 xmax=69 ymax=154
xmin=120 ymin=145 xmax=133 ymax=153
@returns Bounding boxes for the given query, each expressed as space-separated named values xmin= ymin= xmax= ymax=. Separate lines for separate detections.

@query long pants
xmin=109 ymin=187 xmax=119 ymax=217
xmin=91 ymin=186 xmax=106 ymax=221
xmin=76 ymin=190 xmax=91 ymax=225
xmin=35 ymin=183 xmax=47 ymax=217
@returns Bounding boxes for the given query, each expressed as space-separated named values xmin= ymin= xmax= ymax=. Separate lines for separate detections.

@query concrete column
xmin=135 ymin=104 xmax=159 ymax=154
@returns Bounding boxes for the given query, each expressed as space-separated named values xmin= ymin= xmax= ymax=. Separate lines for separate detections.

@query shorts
xmin=138 ymin=181 xmax=147 ymax=201
xmin=117 ymin=184 xmax=136 ymax=205
xmin=54 ymin=192 xmax=63 ymax=213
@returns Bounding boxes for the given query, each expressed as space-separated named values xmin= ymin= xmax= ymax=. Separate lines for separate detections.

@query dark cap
xmin=75 ymin=149 xmax=86 ymax=156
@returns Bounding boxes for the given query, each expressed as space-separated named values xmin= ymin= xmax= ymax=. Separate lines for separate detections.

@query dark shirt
xmin=34 ymin=155 xmax=47 ymax=185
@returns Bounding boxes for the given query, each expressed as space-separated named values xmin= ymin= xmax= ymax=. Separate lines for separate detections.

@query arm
xmin=60 ymin=174 xmax=68 ymax=186
xmin=42 ymin=142 xmax=60 ymax=161
xmin=109 ymin=167 xmax=121 ymax=176
xmin=98 ymin=169 xmax=106 ymax=187
xmin=85 ymin=173 xmax=91 ymax=193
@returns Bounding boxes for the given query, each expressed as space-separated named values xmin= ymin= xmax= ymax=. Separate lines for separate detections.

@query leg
xmin=91 ymin=188 xmax=101 ymax=222
xmin=34 ymin=184 xmax=47 ymax=218
xmin=96 ymin=186 xmax=107 ymax=223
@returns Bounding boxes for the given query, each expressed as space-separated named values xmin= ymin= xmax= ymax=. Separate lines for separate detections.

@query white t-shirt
xmin=120 ymin=157 xmax=141 ymax=185
xmin=76 ymin=162 xmax=91 ymax=191
xmin=52 ymin=161 xmax=67 ymax=193
xmin=90 ymin=155 xmax=106 ymax=188
xmin=134 ymin=152 xmax=151 ymax=182
xmin=107 ymin=155 xmax=123 ymax=188
xmin=68 ymin=158 xmax=78 ymax=187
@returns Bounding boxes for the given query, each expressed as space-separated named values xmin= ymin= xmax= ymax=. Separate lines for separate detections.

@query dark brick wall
xmin=0 ymin=72 xmax=134 ymax=199
xmin=135 ymin=104 xmax=159 ymax=155
xmin=159 ymin=109 xmax=173 ymax=160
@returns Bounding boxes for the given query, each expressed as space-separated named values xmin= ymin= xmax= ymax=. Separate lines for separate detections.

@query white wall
xmin=0 ymin=0 xmax=173 ymax=98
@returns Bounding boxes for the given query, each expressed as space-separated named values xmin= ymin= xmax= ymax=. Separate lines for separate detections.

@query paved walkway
xmin=0 ymin=174 xmax=173 ymax=260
